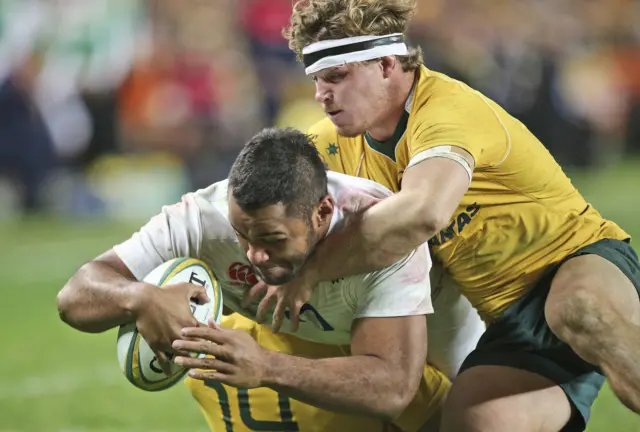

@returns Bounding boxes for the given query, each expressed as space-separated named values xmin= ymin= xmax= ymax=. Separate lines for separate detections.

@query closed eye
xmin=262 ymin=237 xmax=286 ymax=245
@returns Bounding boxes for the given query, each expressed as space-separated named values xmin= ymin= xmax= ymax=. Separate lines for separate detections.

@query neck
xmin=366 ymin=69 xmax=417 ymax=142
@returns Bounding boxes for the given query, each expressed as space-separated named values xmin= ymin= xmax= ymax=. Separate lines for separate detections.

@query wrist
xmin=261 ymin=349 xmax=286 ymax=388
xmin=301 ymin=260 xmax=322 ymax=286
xmin=122 ymin=281 xmax=152 ymax=320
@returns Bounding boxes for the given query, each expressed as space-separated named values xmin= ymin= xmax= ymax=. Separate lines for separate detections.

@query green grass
xmin=0 ymin=219 xmax=206 ymax=432
xmin=0 ymin=160 xmax=639 ymax=431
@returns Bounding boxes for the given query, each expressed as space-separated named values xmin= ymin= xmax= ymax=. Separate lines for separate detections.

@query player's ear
xmin=314 ymin=195 xmax=334 ymax=229
xmin=380 ymin=56 xmax=397 ymax=79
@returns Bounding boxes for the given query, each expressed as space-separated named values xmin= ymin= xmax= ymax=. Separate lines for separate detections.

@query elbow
xmin=56 ymin=274 xmax=97 ymax=332
xmin=403 ymin=192 xmax=452 ymax=241
xmin=382 ymin=386 xmax=415 ymax=421
xmin=373 ymin=374 xmax=419 ymax=421
xmin=56 ymin=283 xmax=76 ymax=327
xmin=415 ymin=205 xmax=451 ymax=241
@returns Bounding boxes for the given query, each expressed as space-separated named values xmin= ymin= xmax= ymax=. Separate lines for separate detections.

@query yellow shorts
xmin=185 ymin=314 xmax=450 ymax=432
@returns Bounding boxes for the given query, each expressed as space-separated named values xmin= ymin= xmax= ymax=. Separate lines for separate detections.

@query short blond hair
xmin=283 ymin=0 xmax=423 ymax=72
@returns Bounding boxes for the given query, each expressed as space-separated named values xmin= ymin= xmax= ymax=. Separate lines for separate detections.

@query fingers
xmin=242 ymin=281 xmax=268 ymax=308
xmin=153 ymin=350 xmax=173 ymax=376
xmin=272 ymin=298 xmax=304 ymax=333
xmin=172 ymin=338 xmax=226 ymax=358
xmin=271 ymin=298 xmax=287 ymax=333
xmin=189 ymin=284 xmax=210 ymax=305
xmin=208 ymin=318 xmax=220 ymax=329
xmin=255 ymin=287 xmax=277 ymax=324
xmin=187 ymin=369 xmax=230 ymax=383
xmin=173 ymin=348 xmax=192 ymax=357
xmin=174 ymin=355 xmax=234 ymax=374
xmin=289 ymin=300 xmax=305 ymax=333
xmin=180 ymin=325 xmax=232 ymax=344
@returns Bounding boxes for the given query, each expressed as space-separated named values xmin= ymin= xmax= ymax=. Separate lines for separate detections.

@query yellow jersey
xmin=186 ymin=313 xmax=449 ymax=432
xmin=309 ymin=65 xmax=629 ymax=321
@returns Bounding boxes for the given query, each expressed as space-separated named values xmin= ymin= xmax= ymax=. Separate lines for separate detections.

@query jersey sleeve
xmin=351 ymin=245 xmax=434 ymax=318
xmin=408 ymin=88 xmax=511 ymax=172
xmin=113 ymin=194 xmax=203 ymax=280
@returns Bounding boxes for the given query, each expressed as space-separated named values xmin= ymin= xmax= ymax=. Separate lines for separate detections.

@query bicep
xmin=94 ymin=249 xmax=136 ymax=280
xmin=350 ymin=316 xmax=427 ymax=372
xmin=112 ymin=198 xmax=202 ymax=280
xmin=400 ymin=153 xmax=472 ymax=229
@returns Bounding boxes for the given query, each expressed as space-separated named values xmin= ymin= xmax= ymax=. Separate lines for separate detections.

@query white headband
xmin=302 ymin=33 xmax=408 ymax=75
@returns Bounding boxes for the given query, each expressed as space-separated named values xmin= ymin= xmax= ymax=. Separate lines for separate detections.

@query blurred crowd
xmin=0 ymin=0 xmax=638 ymax=218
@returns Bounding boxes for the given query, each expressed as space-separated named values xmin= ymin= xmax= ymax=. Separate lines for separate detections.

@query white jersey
xmin=115 ymin=171 xmax=433 ymax=345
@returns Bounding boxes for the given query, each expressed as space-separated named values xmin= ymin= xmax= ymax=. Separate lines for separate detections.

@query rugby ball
xmin=116 ymin=258 xmax=223 ymax=392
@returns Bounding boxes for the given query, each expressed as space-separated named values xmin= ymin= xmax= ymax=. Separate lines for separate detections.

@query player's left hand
xmin=172 ymin=319 xmax=268 ymax=388
xmin=243 ymin=269 xmax=317 ymax=333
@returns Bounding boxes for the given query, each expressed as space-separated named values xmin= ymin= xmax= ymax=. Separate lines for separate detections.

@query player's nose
xmin=314 ymin=82 xmax=331 ymax=104
xmin=246 ymin=244 xmax=269 ymax=266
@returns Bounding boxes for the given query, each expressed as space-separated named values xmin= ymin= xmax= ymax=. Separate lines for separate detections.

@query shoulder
xmin=327 ymin=172 xmax=393 ymax=213
xmin=307 ymin=118 xmax=359 ymax=155
xmin=184 ymin=179 xmax=236 ymax=241
xmin=412 ymin=67 xmax=508 ymax=126
xmin=406 ymin=67 xmax=513 ymax=167
xmin=191 ymin=179 xmax=229 ymax=204
xmin=307 ymin=118 xmax=339 ymax=146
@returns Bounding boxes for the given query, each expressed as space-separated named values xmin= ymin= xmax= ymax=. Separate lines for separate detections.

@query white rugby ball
xmin=116 ymin=258 xmax=224 ymax=392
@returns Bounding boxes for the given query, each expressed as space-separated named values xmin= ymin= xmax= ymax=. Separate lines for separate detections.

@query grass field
xmin=0 ymin=160 xmax=639 ymax=431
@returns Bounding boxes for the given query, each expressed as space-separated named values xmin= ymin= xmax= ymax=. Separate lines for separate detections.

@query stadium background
xmin=0 ymin=0 xmax=639 ymax=430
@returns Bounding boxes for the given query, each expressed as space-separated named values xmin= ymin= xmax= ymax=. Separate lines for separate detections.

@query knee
xmin=545 ymin=274 xmax=606 ymax=341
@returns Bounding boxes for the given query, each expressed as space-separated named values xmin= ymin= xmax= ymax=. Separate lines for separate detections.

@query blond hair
xmin=283 ymin=0 xmax=422 ymax=72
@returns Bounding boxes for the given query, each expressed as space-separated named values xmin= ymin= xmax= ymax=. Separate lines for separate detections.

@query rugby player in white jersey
xmin=57 ymin=127 xmax=483 ymax=431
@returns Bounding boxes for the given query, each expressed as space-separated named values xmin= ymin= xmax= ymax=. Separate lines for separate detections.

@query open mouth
xmin=327 ymin=110 xmax=343 ymax=117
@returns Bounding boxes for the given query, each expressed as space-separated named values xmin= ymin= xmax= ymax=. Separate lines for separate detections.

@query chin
xmin=335 ymin=124 xmax=366 ymax=138
xmin=260 ymin=269 xmax=296 ymax=286
xmin=330 ymin=116 xmax=365 ymax=137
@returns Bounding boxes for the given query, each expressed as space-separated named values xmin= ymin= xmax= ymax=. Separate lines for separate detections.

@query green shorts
xmin=459 ymin=238 xmax=640 ymax=431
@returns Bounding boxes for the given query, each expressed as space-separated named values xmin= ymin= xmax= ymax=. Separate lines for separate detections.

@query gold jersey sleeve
xmin=186 ymin=313 xmax=448 ymax=432
xmin=308 ymin=66 xmax=630 ymax=321
xmin=407 ymin=70 xmax=510 ymax=169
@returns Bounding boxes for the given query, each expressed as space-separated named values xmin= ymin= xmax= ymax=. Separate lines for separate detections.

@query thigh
xmin=456 ymin=275 xmax=606 ymax=431
xmin=547 ymin=239 xmax=640 ymax=334
xmin=441 ymin=365 xmax=571 ymax=432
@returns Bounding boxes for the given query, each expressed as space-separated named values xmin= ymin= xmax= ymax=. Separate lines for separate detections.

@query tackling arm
xmin=303 ymin=151 xmax=473 ymax=283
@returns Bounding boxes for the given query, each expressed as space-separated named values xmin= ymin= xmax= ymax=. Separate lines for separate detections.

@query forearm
xmin=262 ymin=351 xmax=408 ymax=420
xmin=56 ymin=261 xmax=142 ymax=333
xmin=306 ymin=191 xmax=437 ymax=283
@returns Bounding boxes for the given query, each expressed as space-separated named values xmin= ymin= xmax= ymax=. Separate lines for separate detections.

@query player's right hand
xmin=130 ymin=282 xmax=210 ymax=374
xmin=244 ymin=268 xmax=316 ymax=333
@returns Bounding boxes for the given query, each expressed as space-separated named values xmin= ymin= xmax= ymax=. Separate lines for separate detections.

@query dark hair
xmin=228 ymin=127 xmax=328 ymax=219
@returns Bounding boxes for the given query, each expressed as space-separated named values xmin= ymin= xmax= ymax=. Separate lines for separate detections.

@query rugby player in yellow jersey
xmin=247 ymin=1 xmax=640 ymax=431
